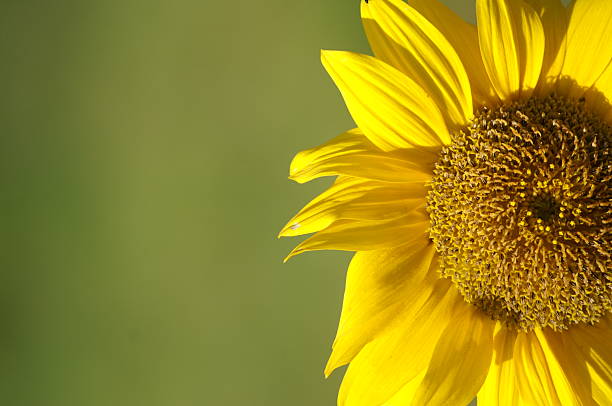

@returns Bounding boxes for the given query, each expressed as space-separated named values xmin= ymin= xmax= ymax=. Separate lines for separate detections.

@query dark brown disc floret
xmin=427 ymin=94 xmax=611 ymax=331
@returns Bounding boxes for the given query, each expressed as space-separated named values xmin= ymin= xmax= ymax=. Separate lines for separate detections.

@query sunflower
xmin=280 ymin=0 xmax=611 ymax=404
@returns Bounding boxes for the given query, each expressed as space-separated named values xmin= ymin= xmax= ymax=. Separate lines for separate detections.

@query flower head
xmin=281 ymin=0 xmax=611 ymax=404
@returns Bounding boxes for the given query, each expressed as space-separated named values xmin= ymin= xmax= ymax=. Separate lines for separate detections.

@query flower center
xmin=427 ymin=94 xmax=611 ymax=331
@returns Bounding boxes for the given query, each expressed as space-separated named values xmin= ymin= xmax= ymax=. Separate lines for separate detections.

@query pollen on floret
xmin=427 ymin=94 xmax=611 ymax=331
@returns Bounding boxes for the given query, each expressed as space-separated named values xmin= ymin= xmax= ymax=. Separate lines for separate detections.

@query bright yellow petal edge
xmin=281 ymin=0 xmax=611 ymax=405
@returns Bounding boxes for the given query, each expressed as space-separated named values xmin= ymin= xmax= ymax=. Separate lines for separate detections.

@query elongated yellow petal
xmin=381 ymin=371 xmax=426 ymax=406
xmin=559 ymin=0 xmax=612 ymax=98
xmin=325 ymin=241 xmax=437 ymax=376
xmin=411 ymin=304 xmax=496 ymax=406
xmin=478 ymin=324 xmax=519 ymax=406
xmin=321 ymin=50 xmax=449 ymax=150
xmin=477 ymin=0 xmax=545 ymax=100
xmin=409 ymin=0 xmax=498 ymax=106
xmin=536 ymin=328 xmax=593 ymax=406
xmin=514 ymin=331 xmax=562 ymax=405
xmin=525 ymin=0 xmax=569 ymax=94
xmin=279 ymin=177 xmax=426 ymax=237
xmin=361 ymin=0 xmax=473 ymax=130
xmin=566 ymin=318 xmax=612 ymax=405
xmin=586 ymin=61 xmax=612 ymax=122
xmin=289 ymin=128 xmax=437 ymax=184
xmin=284 ymin=212 xmax=428 ymax=261
xmin=595 ymin=64 xmax=612 ymax=101
xmin=338 ymin=280 xmax=460 ymax=406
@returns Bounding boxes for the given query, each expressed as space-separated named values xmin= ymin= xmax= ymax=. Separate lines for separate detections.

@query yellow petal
xmin=411 ymin=304 xmax=496 ymax=406
xmin=586 ymin=61 xmax=612 ymax=122
xmin=559 ymin=0 xmax=612 ymax=98
xmin=477 ymin=0 xmax=545 ymax=100
xmin=284 ymin=211 xmax=428 ymax=261
xmin=478 ymin=324 xmax=520 ymax=406
xmin=321 ymin=50 xmax=450 ymax=150
xmin=595 ymin=64 xmax=612 ymax=101
xmin=361 ymin=0 xmax=473 ymax=130
xmin=279 ymin=177 xmax=427 ymax=237
xmin=536 ymin=328 xmax=594 ymax=406
xmin=289 ymin=128 xmax=438 ymax=184
xmin=337 ymin=280 xmax=460 ymax=406
xmin=325 ymin=241 xmax=437 ymax=376
xmin=514 ymin=331 xmax=562 ymax=405
xmin=409 ymin=0 xmax=499 ymax=106
xmin=525 ymin=0 xmax=569 ymax=94
xmin=381 ymin=371 xmax=426 ymax=406
xmin=566 ymin=318 xmax=612 ymax=405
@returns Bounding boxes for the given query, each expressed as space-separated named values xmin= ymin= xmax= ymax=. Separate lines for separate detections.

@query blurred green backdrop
xmin=0 ymin=1 xmax=485 ymax=405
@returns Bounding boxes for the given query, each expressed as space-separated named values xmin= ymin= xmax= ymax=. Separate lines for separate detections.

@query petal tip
xmin=283 ymin=247 xmax=302 ymax=263
xmin=320 ymin=49 xmax=333 ymax=61
xmin=278 ymin=221 xmax=301 ymax=238
xmin=323 ymin=357 xmax=339 ymax=378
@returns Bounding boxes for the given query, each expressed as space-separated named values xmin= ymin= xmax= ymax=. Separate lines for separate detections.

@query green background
xmin=0 ymin=1 xmax=488 ymax=405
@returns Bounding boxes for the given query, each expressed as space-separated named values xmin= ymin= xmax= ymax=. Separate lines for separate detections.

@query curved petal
xmin=536 ymin=328 xmax=595 ymax=406
xmin=594 ymin=64 xmax=612 ymax=105
xmin=514 ymin=331 xmax=563 ymax=405
xmin=565 ymin=318 xmax=612 ymax=405
xmin=288 ymin=128 xmax=438 ymax=184
xmin=410 ymin=304 xmax=496 ymax=406
xmin=325 ymin=241 xmax=437 ymax=376
xmin=586 ymin=61 xmax=612 ymax=121
xmin=477 ymin=0 xmax=545 ymax=100
xmin=525 ymin=0 xmax=569 ymax=94
xmin=279 ymin=177 xmax=427 ymax=237
xmin=558 ymin=0 xmax=612 ymax=98
xmin=321 ymin=50 xmax=450 ymax=150
xmin=478 ymin=324 xmax=520 ymax=406
xmin=409 ymin=0 xmax=499 ymax=106
xmin=337 ymin=280 xmax=460 ymax=406
xmin=284 ymin=211 xmax=428 ymax=261
xmin=361 ymin=0 xmax=473 ymax=130
xmin=381 ymin=371 xmax=427 ymax=406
